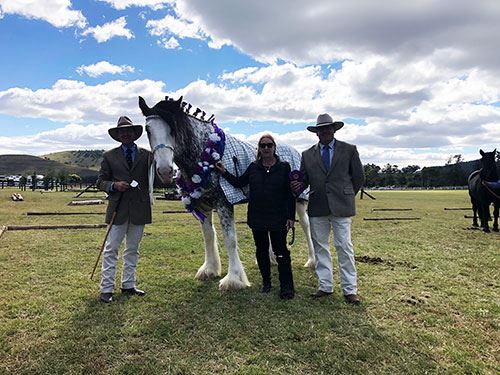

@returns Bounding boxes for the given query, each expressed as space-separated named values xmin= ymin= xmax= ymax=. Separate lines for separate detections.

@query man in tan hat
xmin=96 ymin=116 xmax=153 ymax=303
xmin=292 ymin=113 xmax=364 ymax=304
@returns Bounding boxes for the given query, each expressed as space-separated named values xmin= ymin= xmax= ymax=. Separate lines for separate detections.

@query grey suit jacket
xmin=300 ymin=140 xmax=364 ymax=217
xmin=96 ymin=146 xmax=153 ymax=225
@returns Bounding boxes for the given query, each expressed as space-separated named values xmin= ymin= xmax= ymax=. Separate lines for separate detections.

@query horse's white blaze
xmin=146 ymin=116 xmax=175 ymax=183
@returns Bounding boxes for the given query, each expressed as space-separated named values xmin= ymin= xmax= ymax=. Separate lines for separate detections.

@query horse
xmin=467 ymin=149 xmax=499 ymax=232
xmin=139 ymin=96 xmax=315 ymax=290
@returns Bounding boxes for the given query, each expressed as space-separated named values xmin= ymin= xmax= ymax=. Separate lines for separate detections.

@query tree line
xmin=364 ymin=152 xmax=500 ymax=188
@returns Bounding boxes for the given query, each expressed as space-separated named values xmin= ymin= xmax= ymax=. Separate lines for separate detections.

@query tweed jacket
xmin=300 ymin=140 xmax=364 ymax=217
xmin=97 ymin=146 xmax=153 ymax=225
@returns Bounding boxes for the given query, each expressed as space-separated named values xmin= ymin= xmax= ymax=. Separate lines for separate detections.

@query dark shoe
xmin=100 ymin=292 xmax=113 ymax=303
xmin=310 ymin=290 xmax=333 ymax=298
xmin=260 ymin=284 xmax=271 ymax=293
xmin=280 ymin=289 xmax=295 ymax=300
xmin=121 ymin=287 xmax=146 ymax=297
xmin=344 ymin=294 xmax=361 ymax=305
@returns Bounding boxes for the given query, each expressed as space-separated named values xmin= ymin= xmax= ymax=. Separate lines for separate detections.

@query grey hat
xmin=108 ymin=116 xmax=143 ymax=142
xmin=307 ymin=113 xmax=344 ymax=132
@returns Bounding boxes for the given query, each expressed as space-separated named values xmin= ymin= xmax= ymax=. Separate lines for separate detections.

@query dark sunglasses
xmin=259 ymin=142 xmax=274 ymax=148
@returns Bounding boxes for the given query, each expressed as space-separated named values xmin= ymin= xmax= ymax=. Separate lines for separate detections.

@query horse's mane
xmin=139 ymin=96 xmax=216 ymax=176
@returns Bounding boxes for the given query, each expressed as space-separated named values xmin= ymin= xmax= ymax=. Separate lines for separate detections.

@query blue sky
xmin=0 ymin=0 xmax=499 ymax=167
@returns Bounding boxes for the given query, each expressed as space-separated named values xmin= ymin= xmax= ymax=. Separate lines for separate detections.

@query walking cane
xmin=90 ymin=192 xmax=123 ymax=280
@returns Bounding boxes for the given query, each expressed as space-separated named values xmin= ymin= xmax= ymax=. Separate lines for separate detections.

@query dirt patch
xmin=355 ymin=255 xmax=417 ymax=269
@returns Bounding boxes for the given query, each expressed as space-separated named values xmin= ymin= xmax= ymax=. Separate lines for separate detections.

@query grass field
xmin=0 ymin=188 xmax=498 ymax=374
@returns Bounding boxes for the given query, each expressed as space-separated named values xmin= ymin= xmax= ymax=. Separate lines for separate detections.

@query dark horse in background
xmin=468 ymin=149 xmax=499 ymax=232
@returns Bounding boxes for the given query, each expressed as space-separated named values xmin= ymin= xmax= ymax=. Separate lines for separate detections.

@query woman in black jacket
xmin=216 ymin=134 xmax=296 ymax=299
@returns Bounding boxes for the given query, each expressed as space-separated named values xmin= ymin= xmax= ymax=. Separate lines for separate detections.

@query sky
xmin=0 ymin=0 xmax=499 ymax=167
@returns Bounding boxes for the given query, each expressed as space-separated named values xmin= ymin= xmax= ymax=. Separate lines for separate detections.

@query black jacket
xmin=222 ymin=158 xmax=296 ymax=231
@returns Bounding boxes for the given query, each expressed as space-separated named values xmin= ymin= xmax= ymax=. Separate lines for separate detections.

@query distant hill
xmin=0 ymin=154 xmax=99 ymax=179
xmin=42 ymin=150 xmax=104 ymax=171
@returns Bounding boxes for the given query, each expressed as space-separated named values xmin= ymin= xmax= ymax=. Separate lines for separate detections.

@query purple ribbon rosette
xmin=289 ymin=169 xmax=304 ymax=196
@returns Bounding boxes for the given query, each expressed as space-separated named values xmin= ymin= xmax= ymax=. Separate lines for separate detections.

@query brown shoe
xmin=310 ymin=290 xmax=333 ymax=298
xmin=344 ymin=294 xmax=360 ymax=305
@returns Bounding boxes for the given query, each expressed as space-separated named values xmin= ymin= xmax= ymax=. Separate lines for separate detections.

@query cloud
xmin=158 ymin=36 xmax=180 ymax=49
xmin=82 ymin=16 xmax=134 ymax=43
xmin=98 ymin=0 xmax=171 ymax=11
xmin=169 ymin=0 xmax=500 ymax=71
xmin=0 ymin=79 xmax=165 ymax=123
xmin=0 ymin=0 xmax=86 ymax=28
xmin=76 ymin=61 xmax=135 ymax=77
xmin=0 ymin=122 xmax=151 ymax=155
xmin=1 ymin=58 xmax=499 ymax=166
xmin=146 ymin=13 xmax=204 ymax=39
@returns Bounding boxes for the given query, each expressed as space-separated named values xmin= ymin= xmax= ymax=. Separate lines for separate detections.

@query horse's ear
xmin=138 ymin=96 xmax=152 ymax=116
xmin=480 ymin=149 xmax=485 ymax=156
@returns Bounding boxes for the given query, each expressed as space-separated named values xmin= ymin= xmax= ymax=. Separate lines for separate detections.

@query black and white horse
xmin=139 ymin=96 xmax=315 ymax=290
xmin=468 ymin=149 xmax=499 ymax=232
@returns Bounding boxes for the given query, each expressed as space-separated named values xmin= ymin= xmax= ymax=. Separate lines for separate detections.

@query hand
xmin=113 ymin=181 xmax=130 ymax=192
xmin=291 ymin=180 xmax=302 ymax=193
xmin=286 ymin=219 xmax=295 ymax=230
xmin=215 ymin=161 xmax=226 ymax=174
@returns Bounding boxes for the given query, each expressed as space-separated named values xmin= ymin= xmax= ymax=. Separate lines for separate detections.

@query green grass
xmin=0 ymin=188 xmax=498 ymax=374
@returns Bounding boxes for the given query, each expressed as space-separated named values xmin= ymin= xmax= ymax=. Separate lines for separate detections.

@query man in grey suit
xmin=292 ymin=114 xmax=364 ymax=304
xmin=96 ymin=116 xmax=152 ymax=303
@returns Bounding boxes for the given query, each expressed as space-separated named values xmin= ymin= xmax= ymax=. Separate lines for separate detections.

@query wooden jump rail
xmin=162 ymin=210 xmax=189 ymax=214
xmin=27 ymin=212 xmax=104 ymax=216
xmin=0 ymin=225 xmax=6 ymax=239
xmin=5 ymin=224 xmax=107 ymax=230
xmin=444 ymin=208 xmax=471 ymax=210
xmin=68 ymin=200 xmax=104 ymax=206
xmin=372 ymin=208 xmax=413 ymax=211
xmin=363 ymin=217 xmax=421 ymax=221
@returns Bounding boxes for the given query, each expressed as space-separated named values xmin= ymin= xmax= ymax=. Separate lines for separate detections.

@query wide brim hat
xmin=108 ymin=116 xmax=143 ymax=142
xmin=307 ymin=113 xmax=344 ymax=132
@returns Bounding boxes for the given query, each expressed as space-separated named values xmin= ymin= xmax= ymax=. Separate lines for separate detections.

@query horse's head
xmin=479 ymin=149 xmax=499 ymax=181
xmin=139 ymin=96 xmax=184 ymax=183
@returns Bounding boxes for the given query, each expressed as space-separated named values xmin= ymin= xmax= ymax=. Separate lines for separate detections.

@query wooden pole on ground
xmin=27 ymin=212 xmax=104 ymax=216
xmin=360 ymin=189 xmax=376 ymax=200
xmin=7 ymin=224 xmax=107 ymax=230
xmin=75 ymin=183 xmax=97 ymax=198
xmin=372 ymin=208 xmax=412 ymax=211
xmin=363 ymin=217 xmax=421 ymax=221
xmin=444 ymin=208 xmax=471 ymax=210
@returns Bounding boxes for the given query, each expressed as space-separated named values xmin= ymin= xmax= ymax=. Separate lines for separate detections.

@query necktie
xmin=126 ymin=148 xmax=133 ymax=168
xmin=321 ymin=145 xmax=330 ymax=170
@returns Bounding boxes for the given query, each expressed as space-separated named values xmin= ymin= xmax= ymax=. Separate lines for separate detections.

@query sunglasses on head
xmin=259 ymin=142 xmax=274 ymax=148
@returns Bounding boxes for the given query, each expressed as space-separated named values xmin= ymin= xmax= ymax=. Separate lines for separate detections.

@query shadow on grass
xmin=31 ymin=277 xmax=439 ymax=374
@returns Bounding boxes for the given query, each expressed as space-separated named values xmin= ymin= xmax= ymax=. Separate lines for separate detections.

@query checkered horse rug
xmin=220 ymin=135 xmax=309 ymax=205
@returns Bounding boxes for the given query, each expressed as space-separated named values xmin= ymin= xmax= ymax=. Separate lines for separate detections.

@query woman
xmin=215 ymin=134 xmax=296 ymax=299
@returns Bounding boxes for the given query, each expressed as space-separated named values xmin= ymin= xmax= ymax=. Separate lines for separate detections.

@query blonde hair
xmin=256 ymin=133 xmax=277 ymax=160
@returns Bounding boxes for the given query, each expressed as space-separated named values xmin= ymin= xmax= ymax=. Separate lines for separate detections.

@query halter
xmin=146 ymin=115 xmax=175 ymax=156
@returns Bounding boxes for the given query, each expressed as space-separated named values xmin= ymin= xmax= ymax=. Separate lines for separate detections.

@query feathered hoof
xmin=219 ymin=273 xmax=251 ymax=291
xmin=195 ymin=264 xmax=221 ymax=281
xmin=304 ymin=258 xmax=316 ymax=269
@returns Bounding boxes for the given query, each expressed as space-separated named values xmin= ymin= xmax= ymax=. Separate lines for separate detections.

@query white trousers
xmin=309 ymin=215 xmax=357 ymax=295
xmin=100 ymin=220 xmax=145 ymax=293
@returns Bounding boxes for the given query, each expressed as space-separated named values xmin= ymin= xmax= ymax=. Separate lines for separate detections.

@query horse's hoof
xmin=483 ymin=229 xmax=491 ymax=233
xmin=472 ymin=223 xmax=479 ymax=227
xmin=493 ymin=228 xmax=499 ymax=232
xmin=219 ymin=274 xmax=250 ymax=291
xmin=195 ymin=264 xmax=221 ymax=281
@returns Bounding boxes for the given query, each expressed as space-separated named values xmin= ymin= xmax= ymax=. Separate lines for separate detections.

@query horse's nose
xmin=156 ymin=166 xmax=174 ymax=183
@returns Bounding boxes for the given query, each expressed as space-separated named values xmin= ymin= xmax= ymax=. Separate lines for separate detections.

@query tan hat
xmin=307 ymin=113 xmax=344 ymax=132
xmin=108 ymin=116 xmax=143 ymax=142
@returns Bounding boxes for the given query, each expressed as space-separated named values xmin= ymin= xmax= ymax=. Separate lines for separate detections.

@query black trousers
xmin=251 ymin=229 xmax=294 ymax=291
